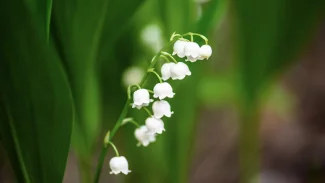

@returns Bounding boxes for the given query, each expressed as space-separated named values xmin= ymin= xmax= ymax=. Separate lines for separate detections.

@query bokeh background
xmin=1 ymin=0 xmax=325 ymax=183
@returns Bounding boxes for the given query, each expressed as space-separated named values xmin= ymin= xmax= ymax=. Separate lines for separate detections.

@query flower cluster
xmin=106 ymin=32 xmax=212 ymax=176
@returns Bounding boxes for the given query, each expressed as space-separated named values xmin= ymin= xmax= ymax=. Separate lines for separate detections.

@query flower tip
xmin=122 ymin=170 xmax=131 ymax=175
xmin=168 ymin=93 xmax=175 ymax=98
xmin=110 ymin=171 xmax=118 ymax=175
xmin=162 ymin=77 xmax=169 ymax=81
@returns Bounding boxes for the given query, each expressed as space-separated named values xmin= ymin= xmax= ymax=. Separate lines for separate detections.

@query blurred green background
xmin=1 ymin=0 xmax=325 ymax=182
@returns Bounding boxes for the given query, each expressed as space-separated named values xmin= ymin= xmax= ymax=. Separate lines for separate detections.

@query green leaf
xmin=97 ymin=0 xmax=147 ymax=61
xmin=197 ymin=0 xmax=228 ymax=35
xmin=51 ymin=0 xmax=146 ymax=181
xmin=23 ymin=0 xmax=52 ymax=39
xmin=0 ymin=0 xmax=74 ymax=182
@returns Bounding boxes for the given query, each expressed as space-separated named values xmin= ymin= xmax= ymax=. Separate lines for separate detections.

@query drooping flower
xmin=134 ymin=126 xmax=156 ymax=146
xmin=161 ymin=62 xmax=176 ymax=81
xmin=199 ymin=45 xmax=212 ymax=60
xmin=109 ymin=156 xmax=131 ymax=175
xmin=184 ymin=42 xmax=200 ymax=59
xmin=185 ymin=55 xmax=198 ymax=62
xmin=145 ymin=117 xmax=165 ymax=134
xmin=153 ymin=82 xmax=175 ymax=100
xmin=152 ymin=100 xmax=173 ymax=119
xmin=132 ymin=89 xmax=153 ymax=109
xmin=173 ymin=40 xmax=187 ymax=58
xmin=170 ymin=62 xmax=191 ymax=80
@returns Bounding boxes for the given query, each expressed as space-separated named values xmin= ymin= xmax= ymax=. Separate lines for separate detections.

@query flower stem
xmin=93 ymin=38 xmax=177 ymax=183
xmin=148 ymin=70 xmax=163 ymax=83
xmin=161 ymin=52 xmax=178 ymax=63
xmin=107 ymin=141 xmax=119 ymax=156
xmin=160 ymin=55 xmax=171 ymax=63
xmin=182 ymin=32 xmax=208 ymax=44
xmin=169 ymin=32 xmax=182 ymax=41
xmin=128 ymin=120 xmax=140 ymax=128
xmin=122 ymin=118 xmax=140 ymax=128
xmin=127 ymin=84 xmax=141 ymax=99
xmin=143 ymin=107 xmax=152 ymax=116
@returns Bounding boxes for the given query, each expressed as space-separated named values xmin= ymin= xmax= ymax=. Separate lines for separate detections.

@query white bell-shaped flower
xmin=153 ymin=82 xmax=175 ymax=100
xmin=170 ymin=62 xmax=191 ymax=80
xmin=145 ymin=117 xmax=165 ymax=134
xmin=172 ymin=40 xmax=187 ymax=58
xmin=152 ymin=100 xmax=174 ymax=119
xmin=109 ymin=156 xmax=131 ymax=175
xmin=134 ymin=125 xmax=156 ymax=147
xmin=199 ymin=45 xmax=212 ymax=59
xmin=132 ymin=89 xmax=153 ymax=109
xmin=184 ymin=42 xmax=200 ymax=58
xmin=161 ymin=62 xmax=176 ymax=81
xmin=185 ymin=55 xmax=199 ymax=62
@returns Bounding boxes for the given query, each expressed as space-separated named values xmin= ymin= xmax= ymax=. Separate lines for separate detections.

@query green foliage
xmin=51 ymin=0 xmax=145 ymax=181
xmin=0 ymin=0 xmax=74 ymax=182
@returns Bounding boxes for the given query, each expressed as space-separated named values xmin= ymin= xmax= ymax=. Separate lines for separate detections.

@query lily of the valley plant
xmin=93 ymin=32 xmax=212 ymax=182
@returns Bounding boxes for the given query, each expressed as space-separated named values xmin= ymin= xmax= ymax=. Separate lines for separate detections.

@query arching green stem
xmin=160 ymin=55 xmax=171 ymax=63
xmin=107 ymin=142 xmax=119 ymax=157
xmin=127 ymin=84 xmax=141 ymax=100
xmin=122 ymin=118 xmax=140 ymax=128
xmin=161 ymin=52 xmax=178 ymax=63
xmin=143 ymin=107 xmax=152 ymax=117
xmin=182 ymin=32 xmax=208 ymax=44
xmin=147 ymin=69 xmax=163 ymax=83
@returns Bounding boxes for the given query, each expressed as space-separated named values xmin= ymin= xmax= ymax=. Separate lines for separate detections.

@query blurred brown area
xmin=189 ymin=22 xmax=325 ymax=183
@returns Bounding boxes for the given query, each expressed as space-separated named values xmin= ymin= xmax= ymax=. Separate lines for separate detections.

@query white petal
xmin=161 ymin=63 xmax=175 ymax=81
xmin=152 ymin=100 xmax=173 ymax=119
xmin=199 ymin=45 xmax=212 ymax=59
xmin=153 ymin=82 xmax=175 ymax=99
xmin=145 ymin=117 xmax=165 ymax=134
xmin=170 ymin=62 xmax=191 ymax=80
xmin=173 ymin=40 xmax=186 ymax=58
xmin=133 ymin=89 xmax=152 ymax=109
xmin=184 ymin=42 xmax=200 ymax=58
xmin=185 ymin=55 xmax=198 ymax=62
